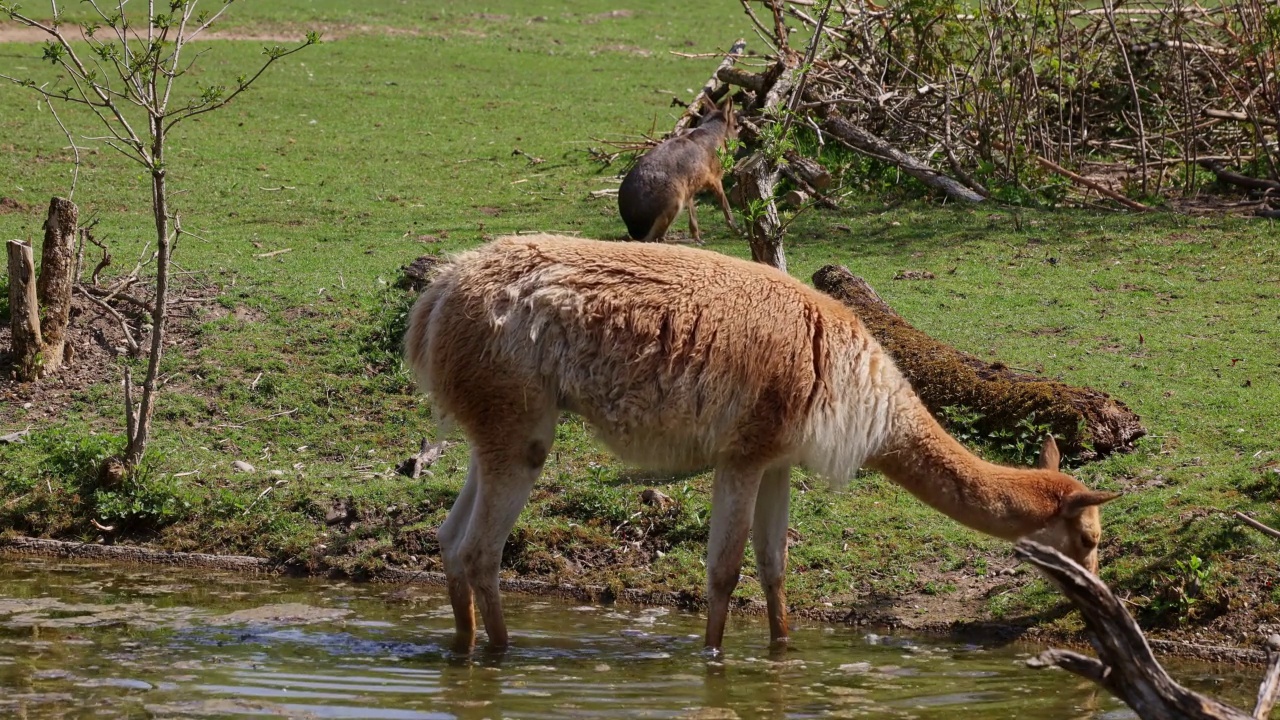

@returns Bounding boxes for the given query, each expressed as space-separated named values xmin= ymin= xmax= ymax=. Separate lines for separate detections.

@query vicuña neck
xmin=866 ymin=398 xmax=1061 ymax=541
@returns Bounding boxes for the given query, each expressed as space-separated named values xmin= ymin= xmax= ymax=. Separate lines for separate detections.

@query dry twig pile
xmin=645 ymin=0 xmax=1280 ymax=249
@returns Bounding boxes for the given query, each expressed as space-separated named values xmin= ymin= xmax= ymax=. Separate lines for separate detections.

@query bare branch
xmin=167 ymin=38 xmax=318 ymax=131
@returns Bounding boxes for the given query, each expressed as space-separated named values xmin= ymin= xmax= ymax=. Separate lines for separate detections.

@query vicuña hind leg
xmin=438 ymin=452 xmax=481 ymax=651
xmin=704 ymin=464 xmax=765 ymax=651
xmin=454 ymin=407 xmax=557 ymax=649
xmin=753 ymin=465 xmax=792 ymax=646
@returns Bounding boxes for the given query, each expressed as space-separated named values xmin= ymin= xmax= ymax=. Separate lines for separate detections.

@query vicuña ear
xmin=1035 ymin=435 xmax=1061 ymax=471
xmin=1060 ymin=490 xmax=1123 ymax=518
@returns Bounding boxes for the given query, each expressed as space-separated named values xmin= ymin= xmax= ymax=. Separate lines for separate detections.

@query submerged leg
xmin=456 ymin=411 xmax=557 ymax=649
xmin=704 ymin=464 xmax=765 ymax=651
xmin=438 ymin=451 xmax=481 ymax=651
xmin=753 ymin=465 xmax=792 ymax=645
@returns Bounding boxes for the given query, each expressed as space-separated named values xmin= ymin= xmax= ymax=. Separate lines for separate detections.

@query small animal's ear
xmin=1034 ymin=435 xmax=1061 ymax=471
xmin=1060 ymin=490 xmax=1123 ymax=518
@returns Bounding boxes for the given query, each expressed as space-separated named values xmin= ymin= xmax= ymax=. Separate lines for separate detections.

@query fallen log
xmin=1017 ymin=539 xmax=1280 ymax=720
xmin=813 ymin=265 xmax=1145 ymax=460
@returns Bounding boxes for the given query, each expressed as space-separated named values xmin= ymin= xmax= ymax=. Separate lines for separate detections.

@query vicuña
xmin=404 ymin=234 xmax=1121 ymax=652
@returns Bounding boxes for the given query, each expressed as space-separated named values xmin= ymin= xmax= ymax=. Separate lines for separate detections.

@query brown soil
xmin=0 ymin=197 xmax=31 ymax=214
xmin=0 ymin=276 xmax=223 ymax=427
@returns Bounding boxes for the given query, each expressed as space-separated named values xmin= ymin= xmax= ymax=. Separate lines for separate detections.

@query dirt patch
xmin=0 ymin=197 xmax=31 ymax=214
xmin=0 ymin=277 xmax=224 ymax=427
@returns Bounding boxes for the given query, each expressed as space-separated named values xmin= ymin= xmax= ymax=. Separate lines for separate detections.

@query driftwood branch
xmin=1254 ymin=637 xmax=1280 ymax=719
xmin=813 ymin=265 xmax=1145 ymax=459
xmin=1017 ymin=539 xmax=1275 ymax=720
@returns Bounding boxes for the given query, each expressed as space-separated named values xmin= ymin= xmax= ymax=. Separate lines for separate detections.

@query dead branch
xmin=1199 ymin=161 xmax=1280 ymax=192
xmin=1017 ymin=539 xmax=1275 ymax=720
xmin=1233 ymin=511 xmax=1280 ymax=542
xmin=988 ymin=139 xmax=1153 ymax=211
xmin=823 ymin=115 xmax=986 ymax=203
xmin=1203 ymin=109 xmax=1279 ymax=127
xmin=397 ymin=438 xmax=448 ymax=479
xmin=0 ymin=428 xmax=31 ymax=444
xmin=672 ymin=38 xmax=748 ymax=136
xmin=74 ymin=285 xmax=140 ymax=355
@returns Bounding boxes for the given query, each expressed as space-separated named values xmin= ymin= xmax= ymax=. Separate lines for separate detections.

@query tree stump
xmin=7 ymin=240 xmax=44 ymax=381
xmin=35 ymin=196 xmax=78 ymax=373
xmin=5 ymin=197 xmax=79 ymax=380
xmin=813 ymin=265 xmax=1145 ymax=460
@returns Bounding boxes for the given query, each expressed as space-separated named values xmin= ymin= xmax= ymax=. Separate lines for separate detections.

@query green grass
xmin=2 ymin=0 xmax=1279 ymax=634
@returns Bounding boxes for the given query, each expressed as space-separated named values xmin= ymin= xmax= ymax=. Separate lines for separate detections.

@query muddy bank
xmin=1 ymin=534 xmax=1268 ymax=667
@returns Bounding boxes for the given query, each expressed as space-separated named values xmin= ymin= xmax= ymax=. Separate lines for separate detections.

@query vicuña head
xmin=618 ymin=98 xmax=740 ymax=244
xmin=403 ymin=233 xmax=1122 ymax=653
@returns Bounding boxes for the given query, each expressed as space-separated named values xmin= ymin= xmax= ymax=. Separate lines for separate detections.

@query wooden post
xmin=35 ymin=196 xmax=78 ymax=373
xmin=7 ymin=240 xmax=45 ymax=381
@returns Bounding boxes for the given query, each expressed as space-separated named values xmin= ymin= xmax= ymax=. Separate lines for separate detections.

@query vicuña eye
xmin=1080 ymin=535 xmax=1098 ymax=550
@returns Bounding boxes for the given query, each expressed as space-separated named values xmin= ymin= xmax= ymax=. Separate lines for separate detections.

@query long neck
xmin=866 ymin=397 xmax=1061 ymax=541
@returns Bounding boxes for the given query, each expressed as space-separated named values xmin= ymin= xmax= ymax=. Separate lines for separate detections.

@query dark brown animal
xmin=618 ymin=102 xmax=740 ymax=243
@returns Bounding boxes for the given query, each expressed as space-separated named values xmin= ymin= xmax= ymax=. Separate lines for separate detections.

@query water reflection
xmin=0 ymin=556 xmax=1259 ymax=719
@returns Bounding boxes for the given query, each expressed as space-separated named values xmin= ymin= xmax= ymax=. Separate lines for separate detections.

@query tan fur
xmin=617 ymin=101 xmax=740 ymax=243
xmin=404 ymin=234 xmax=1121 ymax=652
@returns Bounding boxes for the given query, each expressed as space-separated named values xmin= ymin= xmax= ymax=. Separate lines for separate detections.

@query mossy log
xmin=813 ymin=265 xmax=1145 ymax=461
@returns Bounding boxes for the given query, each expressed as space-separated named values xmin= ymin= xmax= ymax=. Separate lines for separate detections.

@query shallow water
xmin=0 ymin=556 xmax=1261 ymax=719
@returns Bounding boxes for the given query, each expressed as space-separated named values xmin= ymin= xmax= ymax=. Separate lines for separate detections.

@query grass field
xmin=2 ymin=0 xmax=1278 ymax=641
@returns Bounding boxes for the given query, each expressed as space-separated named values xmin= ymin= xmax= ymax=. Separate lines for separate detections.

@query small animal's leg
xmin=456 ymin=409 xmax=557 ymax=649
xmin=686 ymin=197 xmax=702 ymax=245
xmin=642 ymin=201 xmax=681 ymax=243
xmin=439 ymin=452 xmax=481 ymax=651
xmin=710 ymin=176 xmax=740 ymax=235
xmin=704 ymin=464 xmax=765 ymax=652
xmin=753 ymin=465 xmax=792 ymax=646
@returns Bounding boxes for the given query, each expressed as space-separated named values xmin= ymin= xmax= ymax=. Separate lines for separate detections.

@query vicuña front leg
xmin=753 ymin=465 xmax=792 ymax=646
xmin=704 ymin=465 xmax=764 ymax=651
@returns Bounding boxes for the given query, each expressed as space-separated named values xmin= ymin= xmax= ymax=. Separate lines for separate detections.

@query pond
xmin=0 ymin=555 xmax=1260 ymax=719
